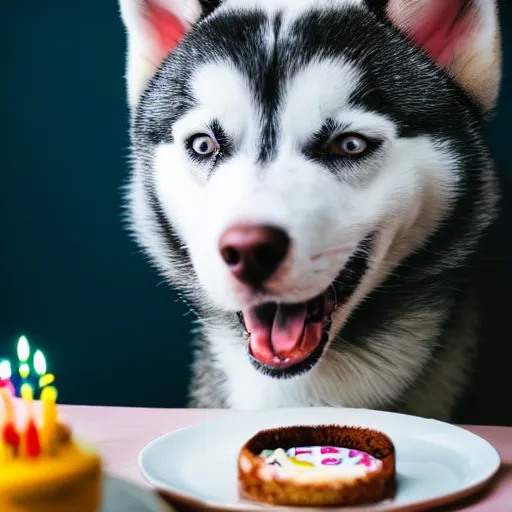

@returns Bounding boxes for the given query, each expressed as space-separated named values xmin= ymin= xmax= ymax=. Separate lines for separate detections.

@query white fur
xmin=152 ymin=55 xmax=459 ymax=314
xmin=119 ymin=0 xmax=365 ymax=107
xmin=120 ymin=0 xmax=501 ymax=111
xmin=206 ymin=302 xmax=437 ymax=410
xmin=212 ymin=0 xmax=364 ymax=21
xmin=119 ymin=0 xmax=501 ymax=416
xmin=197 ymin=136 xmax=461 ymax=411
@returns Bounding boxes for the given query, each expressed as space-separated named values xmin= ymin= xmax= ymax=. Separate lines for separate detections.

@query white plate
xmin=139 ymin=408 xmax=500 ymax=511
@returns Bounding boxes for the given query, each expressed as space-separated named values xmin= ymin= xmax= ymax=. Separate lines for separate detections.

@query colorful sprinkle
xmin=320 ymin=446 xmax=340 ymax=454
xmin=260 ymin=449 xmax=274 ymax=459
xmin=321 ymin=457 xmax=342 ymax=465
xmin=262 ymin=446 xmax=382 ymax=473
xmin=289 ymin=457 xmax=315 ymax=468
xmin=360 ymin=454 xmax=374 ymax=467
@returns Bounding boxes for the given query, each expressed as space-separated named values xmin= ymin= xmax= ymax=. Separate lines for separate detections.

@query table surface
xmin=59 ymin=406 xmax=511 ymax=511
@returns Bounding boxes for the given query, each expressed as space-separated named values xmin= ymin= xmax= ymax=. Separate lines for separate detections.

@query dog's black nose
xmin=219 ymin=224 xmax=290 ymax=287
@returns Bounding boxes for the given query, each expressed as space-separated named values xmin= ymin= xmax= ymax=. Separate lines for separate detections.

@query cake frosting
xmin=259 ymin=445 xmax=383 ymax=483
xmin=0 ymin=342 xmax=102 ymax=512
xmin=238 ymin=424 xmax=396 ymax=506
xmin=0 ymin=423 xmax=101 ymax=512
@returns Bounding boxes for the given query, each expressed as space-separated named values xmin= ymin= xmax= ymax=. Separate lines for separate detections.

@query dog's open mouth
xmin=239 ymin=234 xmax=375 ymax=378
xmin=242 ymin=293 xmax=334 ymax=370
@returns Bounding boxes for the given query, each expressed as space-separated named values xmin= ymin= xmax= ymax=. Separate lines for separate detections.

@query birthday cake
xmin=238 ymin=424 xmax=396 ymax=506
xmin=0 ymin=337 xmax=102 ymax=512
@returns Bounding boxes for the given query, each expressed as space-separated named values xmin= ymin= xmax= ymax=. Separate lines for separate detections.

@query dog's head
xmin=120 ymin=0 xmax=501 ymax=378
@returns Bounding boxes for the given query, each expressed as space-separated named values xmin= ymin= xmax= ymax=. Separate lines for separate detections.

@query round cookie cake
xmin=238 ymin=424 xmax=396 ymax=506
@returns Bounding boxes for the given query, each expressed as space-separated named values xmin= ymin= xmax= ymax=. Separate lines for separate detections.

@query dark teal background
xmin=0 ymin=1 xmax=192 ymax=407
xmin=0 ymin=1 xmax=510 ymax=416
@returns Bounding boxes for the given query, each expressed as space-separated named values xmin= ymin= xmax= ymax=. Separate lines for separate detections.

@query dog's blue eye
xmin=191 ymin=135 xmax=217 ymax=156
xmin=330 ymin=134 xmax=368 ymax=157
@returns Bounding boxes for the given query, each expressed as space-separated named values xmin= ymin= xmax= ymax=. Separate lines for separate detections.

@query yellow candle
xmin=21 ymin=383 xmax=34 ymax=415
xmin=0 ymin=438 xmax=7 ymax=462
xmin=40 ymin=386 xmax=58 ymax=453
xmin=20 ymin=383 xmax=34 ymax=457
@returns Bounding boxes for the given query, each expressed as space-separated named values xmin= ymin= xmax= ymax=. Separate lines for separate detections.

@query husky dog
xmin=119 ymin=0 xmax=502 ymax=421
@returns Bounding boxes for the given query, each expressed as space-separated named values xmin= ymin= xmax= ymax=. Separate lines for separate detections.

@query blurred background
xmin=0 ymin=0 xmax=193 ymax=408
xmin=0 ymin=1 xmax=511 ymax=419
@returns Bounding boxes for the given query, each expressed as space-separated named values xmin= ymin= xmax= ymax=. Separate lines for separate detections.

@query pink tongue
xmin=244 ymin=303 xmax=309 ymax=362
xmin=271 ymin=303 xmax=308 ymax=357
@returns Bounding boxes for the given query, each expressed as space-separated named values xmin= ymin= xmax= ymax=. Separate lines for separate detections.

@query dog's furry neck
xmin=189 ymin=255 xmax=482 ymax=421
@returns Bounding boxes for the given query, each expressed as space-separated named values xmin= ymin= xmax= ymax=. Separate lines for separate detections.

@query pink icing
xmin=321 ymin=457 xmax=342 ymax=465
xmin=295 ymin=448 xmax=313 ymax=455
xmin=360 ymin=453 xmax=374 ymax=467
xmin=320 ymin=446 xmax=340 ymax=454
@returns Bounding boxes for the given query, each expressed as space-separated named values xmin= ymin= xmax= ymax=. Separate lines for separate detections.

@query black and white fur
xmin=119 ymin=0 xmax=502 ymax=421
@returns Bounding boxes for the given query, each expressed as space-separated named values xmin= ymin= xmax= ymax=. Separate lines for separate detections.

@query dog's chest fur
xmin=189 ymin=293 xmax=480 ymax=421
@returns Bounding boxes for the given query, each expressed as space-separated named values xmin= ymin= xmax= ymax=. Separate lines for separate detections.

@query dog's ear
xmin=119 ymin=1 xmax=215 ymax=108
xmin=383 ymin=0 xmax=501 ymax=114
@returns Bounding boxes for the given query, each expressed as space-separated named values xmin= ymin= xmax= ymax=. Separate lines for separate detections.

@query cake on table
xmin=0 ymin=337 xmax=102 ymax=512
xmin=238 ymin=424 xmax=396 ymax=506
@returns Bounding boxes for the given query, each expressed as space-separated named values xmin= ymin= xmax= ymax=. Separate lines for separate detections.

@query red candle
xmin=2 ymin=423 xmax=20 ymax=450
xmin=25 ymin=420 xmax=41 ymax=458
xmin=21 ymin=383 xmax=34 ymax=421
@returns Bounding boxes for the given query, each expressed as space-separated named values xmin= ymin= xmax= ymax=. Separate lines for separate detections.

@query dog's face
xmin=121 ymin=0 xmax=500 ymax=378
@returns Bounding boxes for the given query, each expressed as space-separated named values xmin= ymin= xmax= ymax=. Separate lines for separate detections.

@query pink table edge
xmin=54 ymin=405 xmax=512 ymax=511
